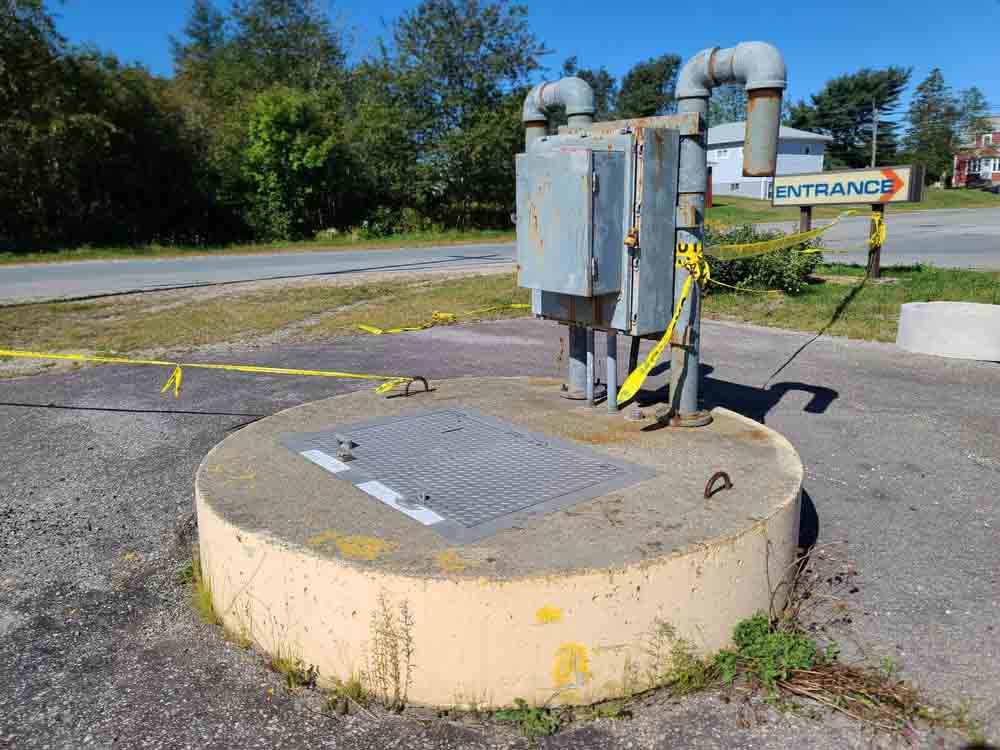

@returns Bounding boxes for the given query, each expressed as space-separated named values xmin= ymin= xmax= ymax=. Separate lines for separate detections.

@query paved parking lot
xmin=1 ymin=318 xmax=997 ymax=748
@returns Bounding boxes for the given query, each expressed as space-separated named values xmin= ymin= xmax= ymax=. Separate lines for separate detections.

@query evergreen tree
xmin=903 ymin=68 xmax=960 ymax=183
xmin=957 ymin=86 xmax=992 ymax=143
xmin=790 ymin=67 xmax=911 ymax=168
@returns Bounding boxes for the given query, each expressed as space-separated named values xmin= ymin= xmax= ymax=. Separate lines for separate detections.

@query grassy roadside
xmin=706 ymin=187 xmax=1000 ymax=225
xmin=704 ymin=263 xmax=1000 ymax=342
xmin=1 ymin=264 xmax=995 ymax=368
xmin=0 ymin=273 xmax=530 ymax=357
xmin=0 ymin=228 xmax=516 ymax=266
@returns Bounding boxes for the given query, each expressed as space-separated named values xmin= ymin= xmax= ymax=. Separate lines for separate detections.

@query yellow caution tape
xmin=0 ymin=349 xmax=414 ymax=397
xmin=617 ymin=243 xmax=709 ymax=404
xmin=357 ymin=304 xmax=530 ymax=335
xmin=706 ymin=210 xmax=857 ymax=261
xmin=870 ymin=211 xmax=886 ymax=247
xmin=618 ymin=210 xmax=886 ymax=404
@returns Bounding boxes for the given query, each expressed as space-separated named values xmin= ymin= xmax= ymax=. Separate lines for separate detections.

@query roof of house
xmin=708 ymin=122 xmax=834 ymax=145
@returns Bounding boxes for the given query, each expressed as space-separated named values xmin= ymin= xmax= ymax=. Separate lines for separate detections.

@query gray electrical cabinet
xmin=516 ymin=125 xmax=680 ymax=337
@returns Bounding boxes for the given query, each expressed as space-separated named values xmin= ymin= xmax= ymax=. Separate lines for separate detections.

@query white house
xmin=708 ymin=122 xmax=833 ymax=199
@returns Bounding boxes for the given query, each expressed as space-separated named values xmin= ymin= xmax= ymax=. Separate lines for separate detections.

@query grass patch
xmin=494 ymin=698 xmax=562 ymax=738
xmin=267 ymin=651 xmax=318 ymax=692
xmin=0 ymin=272 xmax=529 ymax=358
xmin=188 ymin=553 xmax=222 ymax=627
xmin=0 ymin=228 xmax=516 ymax=265
xmin=704 ymin=263 xmax=1000 ymax=342
xmin=325 ymin=675 xmax=372 ymax=716
xmin=311 ymin=272 xmax=528 ymax=338
xmin=706 ymin=187 xmax=1000 ymax=225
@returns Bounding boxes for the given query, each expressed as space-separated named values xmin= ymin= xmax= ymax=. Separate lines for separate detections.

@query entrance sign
xmin=772 ymin=165 xmax=924 ymax=207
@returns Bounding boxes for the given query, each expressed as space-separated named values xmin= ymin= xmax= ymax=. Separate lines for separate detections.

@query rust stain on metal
xmin=743 ymin=89 xmax=782 ymax=177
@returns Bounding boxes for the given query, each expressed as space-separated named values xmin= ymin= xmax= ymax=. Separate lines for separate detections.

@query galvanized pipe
xmin=606 ymin=333 xmax=618 ymax=412
xmin=522 ymin=77 xmax=596 ymax=135
xmin=585 ymin=328 xmax=595 ymax=406
xmin=567 ymin=326 xmax=588 ymax=398
xmin=671 ymin=42 xmax=786 ymax=425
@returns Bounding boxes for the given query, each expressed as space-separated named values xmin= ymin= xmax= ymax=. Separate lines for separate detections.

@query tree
xmin=903 ymin=68 xmax=960 ymax=184
xmin=957 ymin=86 xmax=992 ymax=143
xmin=561 ymin=56 xmax=616 ymax=121
xmin=230 ymin=0 xmax=346 ymax=91
xmin=170 ymin=0 xmax=228 ymax=95
xmin=615 ymin=54 xmax=681 ymax=118
xmin=241 ymin=86 xmax=345 ymax=239
xmin=708 ymin=83 xmax=745 ymax=127
xmin=383 ymin=0 xmax=546 ymax=226
xmin=789 ymin=67 xmax=911 ymax=169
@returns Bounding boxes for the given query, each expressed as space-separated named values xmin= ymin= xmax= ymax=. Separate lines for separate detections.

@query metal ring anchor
xmin=704 ymin=471 xmax=733 ymax=499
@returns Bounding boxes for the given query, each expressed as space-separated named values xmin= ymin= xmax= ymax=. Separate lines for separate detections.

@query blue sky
xmin=52 ymin=0 xmax=999 ymax=117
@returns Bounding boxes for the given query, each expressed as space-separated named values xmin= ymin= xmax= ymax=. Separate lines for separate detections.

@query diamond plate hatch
xmin=282 ymin=409 xmax=656 ymax=544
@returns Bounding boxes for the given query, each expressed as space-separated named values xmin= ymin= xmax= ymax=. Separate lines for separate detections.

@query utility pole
xmin=871 ymin=97 xmax=879 ymax=167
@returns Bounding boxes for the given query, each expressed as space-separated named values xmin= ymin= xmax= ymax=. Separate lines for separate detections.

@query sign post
xmin=772 ymin=165 xmax=924 ymax=278
xmin=868 ymin=204 xmax=885 ymax=278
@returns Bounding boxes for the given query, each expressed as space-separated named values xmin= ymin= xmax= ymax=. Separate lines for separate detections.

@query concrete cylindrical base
xmin=896 ymin=301 xmax=1000 ymax=361
xmin=195 ymin=378 xmax=803 ymax=708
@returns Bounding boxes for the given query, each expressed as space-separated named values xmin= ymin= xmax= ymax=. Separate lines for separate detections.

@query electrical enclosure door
xmin=631 ymin=127 xmax=679 ymax=336
xmin=516 ymin=148 xmax=625 ymax=297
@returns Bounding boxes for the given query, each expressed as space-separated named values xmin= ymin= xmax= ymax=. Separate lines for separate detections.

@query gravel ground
xmin=1 ymin=318 xmax=997 ymax=749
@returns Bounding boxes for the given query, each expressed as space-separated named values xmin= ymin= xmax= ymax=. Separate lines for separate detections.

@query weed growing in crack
xmin=267 ymin=648 xmax=318 ymax=692
xmin=188 ymin=551 xmax=222 ymax=627
xmin=366 ymin=591 xmax=415 ymax=710
xmin=325 ymin=674 xmax=371 ymax=716
xmin=494 ymin=698 xmax=561 ymax=737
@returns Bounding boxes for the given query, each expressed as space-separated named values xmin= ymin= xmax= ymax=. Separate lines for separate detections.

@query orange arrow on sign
xmin=880 ymin=168 xmax=904 ymax=202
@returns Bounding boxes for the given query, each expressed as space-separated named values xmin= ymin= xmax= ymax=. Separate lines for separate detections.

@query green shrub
xmin=494 ymin=698 xmax=561 ymax=737
xmin=705 ymin=223 xmax=822 ymax=294
xmin=352 ymin=206 xmax=439 ymax=240
xmin=714 ymin=612 xmax=818 ymax=688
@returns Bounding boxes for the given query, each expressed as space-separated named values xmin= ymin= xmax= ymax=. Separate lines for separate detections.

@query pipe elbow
xmin=522 ymin=83 xmax=548 ymax=124
xmin=676 ymin=47 xmax=718 ymax=100
xmin=731 ymin=41 xmax=786 ymax=92
xmin=521 ymin=77 xmax=596 ymax=124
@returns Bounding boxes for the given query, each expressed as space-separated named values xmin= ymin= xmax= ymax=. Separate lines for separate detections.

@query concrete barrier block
xmin=896 ymin=302 xmax=1000 ymax=361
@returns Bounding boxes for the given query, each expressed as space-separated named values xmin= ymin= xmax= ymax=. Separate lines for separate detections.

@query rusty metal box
xmin=515 ymin=127 xmax=679 ymax=336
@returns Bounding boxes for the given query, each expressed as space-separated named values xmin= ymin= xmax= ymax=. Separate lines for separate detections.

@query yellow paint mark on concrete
xmin=434 ymin=550 xmax=473 ymax=573
xmin=335 ymin=535 xmax=397 ymax=561
xmin=552 ymin=642 xmax=591 ymax=689
xmin=307 ymin=530 xmax=397 ymax=561
xmin=535 ymin=606 xmax=562 ymax=625
xmin=307 ymin=530 xmax=340 ymax=547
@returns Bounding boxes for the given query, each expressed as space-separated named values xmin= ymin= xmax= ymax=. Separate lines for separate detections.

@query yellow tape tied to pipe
xmin=617 ymin=209 xmax=885 ymax=404
xmin=0 ymin=349 xmax=414 ymax=397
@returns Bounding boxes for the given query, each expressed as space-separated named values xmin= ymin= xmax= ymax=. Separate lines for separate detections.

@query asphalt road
xmin=763 ymin=207 xmax=1000 ymax=269
xmin=2 ymin=207 xmax=999 ymax=304
xmin=0 ymin=243 xmax=515 ymax=304
xmin=1 ymin=318 xmax=997 ymax=749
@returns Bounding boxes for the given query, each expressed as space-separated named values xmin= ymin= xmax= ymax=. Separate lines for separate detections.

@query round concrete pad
xmin=896 ymin=301 xmax=1000 ymax=361
xmin=196 ymin=377 xmax=802 ymax=707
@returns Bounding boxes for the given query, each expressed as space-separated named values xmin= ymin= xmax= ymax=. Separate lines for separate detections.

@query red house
xmin=953 ymin=117 xmax=1000 ymax=187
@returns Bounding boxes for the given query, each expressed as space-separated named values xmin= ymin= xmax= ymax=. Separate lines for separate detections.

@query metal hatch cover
xmin=282 ymin=408 xmax=656 ymax=544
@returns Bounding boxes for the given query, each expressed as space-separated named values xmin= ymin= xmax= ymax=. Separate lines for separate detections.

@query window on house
xmin=804 ymin=146 xmax=811 ymax=155
xmin=984 ymin=134 xmax=993 ymax=146
xmin=716 ymin=149 xmax=729 ymax=159
xmin=729 ymin=183 xmax=740 ymax=192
